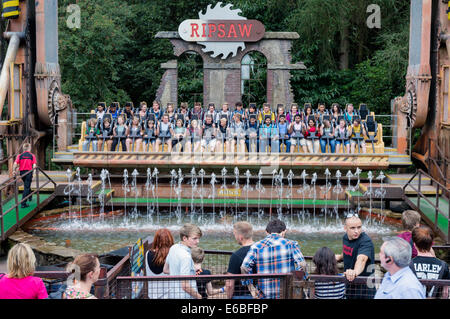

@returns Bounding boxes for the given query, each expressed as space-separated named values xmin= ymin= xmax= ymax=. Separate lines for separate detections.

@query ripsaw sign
xmin=177 ymin=2 xmax=265 ymax=59
xmin=179 ymin=19 xmax=265 ymax=42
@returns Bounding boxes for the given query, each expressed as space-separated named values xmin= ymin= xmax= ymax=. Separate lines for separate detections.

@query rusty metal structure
xmin=394 ymin=0 xmax=449 ymax=187
xmin=0 ymin=0 xmax=73 ymax=175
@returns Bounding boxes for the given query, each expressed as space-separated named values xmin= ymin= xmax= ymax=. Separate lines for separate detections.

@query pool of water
xmin=27 ymin=209 xmax=401 ymax=256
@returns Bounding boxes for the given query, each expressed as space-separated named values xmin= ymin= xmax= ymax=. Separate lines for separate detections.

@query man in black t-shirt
xmin=226 ymin=221 xmax=256 ymax=299
xmin=336 ymin=214 xmax=376 ymax=299
xmin=410 ymin=226 xmax=449 ymax=298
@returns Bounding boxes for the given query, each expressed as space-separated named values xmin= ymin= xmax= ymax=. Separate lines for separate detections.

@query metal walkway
xmin=0 ymin=167 xmax=57 ymax=242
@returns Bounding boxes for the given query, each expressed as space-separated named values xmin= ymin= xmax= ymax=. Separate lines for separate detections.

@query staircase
xmin=0 ymin=167 xmax=57 ymax=242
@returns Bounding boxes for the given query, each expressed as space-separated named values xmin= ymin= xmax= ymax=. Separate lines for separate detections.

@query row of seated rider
xmin=83 ymin=110 xmax=373 ymax=154
xmin=92 ymin=100 xmax=372 ymax=131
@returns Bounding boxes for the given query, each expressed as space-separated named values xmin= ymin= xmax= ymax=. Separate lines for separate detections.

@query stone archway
xmin=155 ymin=31 xmax=306 ymax=109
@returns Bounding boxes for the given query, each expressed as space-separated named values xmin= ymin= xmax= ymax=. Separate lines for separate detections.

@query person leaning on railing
xmin=12 ymin=142 xmax=37 ymax=208
xmin=0 ymin=243 xmax=48 ymax=299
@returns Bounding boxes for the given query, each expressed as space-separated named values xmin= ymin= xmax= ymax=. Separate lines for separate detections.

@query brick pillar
xmin=156 ymin=60 xmax=178 ymax=107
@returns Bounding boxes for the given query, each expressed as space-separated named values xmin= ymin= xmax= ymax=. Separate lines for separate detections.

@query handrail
xmin=0 ymin=166 xmax=57 ymax=240
xmin=0 ymin=136 xmax=31 ymax=173
xmin=403 ymin=169 xmax=450 ymax=243
xmin=427 ymin=138 xmax=449 ymax=183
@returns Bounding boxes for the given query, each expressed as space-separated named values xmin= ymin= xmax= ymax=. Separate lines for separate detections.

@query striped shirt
xmin=241 ymin=233 xmax=306 ymax=299
xmin=314 ymin=279 xmax=346 ymax=299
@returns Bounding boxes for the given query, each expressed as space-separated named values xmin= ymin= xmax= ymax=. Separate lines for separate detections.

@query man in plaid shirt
xmin=241 ymin=219 xmax=308 ymax=298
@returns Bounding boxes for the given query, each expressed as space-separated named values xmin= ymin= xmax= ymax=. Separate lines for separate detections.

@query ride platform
xmin=52 ymin=146 xmax=412 ymax=171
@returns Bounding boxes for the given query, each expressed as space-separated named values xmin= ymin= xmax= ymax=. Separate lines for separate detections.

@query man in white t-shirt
xmin=164 ymin=223 xmax=202 ymax=299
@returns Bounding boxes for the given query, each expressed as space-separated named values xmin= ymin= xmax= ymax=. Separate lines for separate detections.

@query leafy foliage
xmin=57 ymin=0 xmax=410 ymax=115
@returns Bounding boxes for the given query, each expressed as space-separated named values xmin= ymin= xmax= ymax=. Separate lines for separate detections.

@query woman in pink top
xmin=0 ymin=243 xmax=48 ymax=299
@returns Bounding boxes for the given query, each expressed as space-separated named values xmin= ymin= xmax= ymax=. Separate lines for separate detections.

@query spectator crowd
xmin=0 ymin=210 xmax=448 ymax=299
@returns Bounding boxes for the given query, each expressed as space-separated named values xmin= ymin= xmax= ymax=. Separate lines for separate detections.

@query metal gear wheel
xmin=197 ymin=2 xmax=246 ymax=59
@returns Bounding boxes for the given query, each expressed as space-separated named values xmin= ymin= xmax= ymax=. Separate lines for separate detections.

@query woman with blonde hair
xmin=0 ymin=243 xmax=48 ymax=299
xmin=63 ymin=253 xmax=101 ymax=299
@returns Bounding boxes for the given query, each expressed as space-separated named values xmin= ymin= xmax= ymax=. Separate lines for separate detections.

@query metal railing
xmin=31 ymin=247 xmax=450 ymax=299
xmin=403 ymin=169 xmax=450 ymax=244
xmin=0 ymin=136 xmax=31 ymax=174
xmin=0 ymin=166 xmax=57 ymax=241
xmin=427 ymin=137 xmax=449 ymax=185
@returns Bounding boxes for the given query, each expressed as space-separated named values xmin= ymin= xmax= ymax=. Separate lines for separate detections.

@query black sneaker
xmin=21 ymin=203 xmax=30 ymax=208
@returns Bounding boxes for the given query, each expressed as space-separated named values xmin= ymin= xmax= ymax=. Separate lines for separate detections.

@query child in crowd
xmin=98 ymin=117 xmax=114 ymax=152
xmin=230 ymin=113 xmax=246 ymax=154
xmin=202 ymin=114 xmax=216 ymax=153
xmin=319 ymin=119 xmax=335 ymax=153
xmin=138 ymin=102 xmax=148 ymax=122
xmin=312 ymin=247 xmax=345 ymax=299
xmin=349 ymin=118 xmax=366 ymax=153
xmin=111 ymin=115 xmax=128 ymax=151
xmin=155 ymin=114 xmax=174 ymax=152
xmin=205 ymin=103 xmax=217 ymax=125
xmin=215 ymin=117 xmax=231 ymax=153
xmin=245 ymin=114 xmax=259 ymax=153
xmin=166 ymin=103 xmax=176 ymax=124
xmin=150 ymin=100 xmax=164 ymax=122
xmin=143 ymin=119 xmax=157 ymax=152
xmin=126 ymin=116 xmax=143 ymax=152
xmin=178 ymin=102 xmax=190 ymax=126
xmin=344 ymin=103 xmax=357 ymax=124
xmin=172 ymin=118 xmax=188 ymax=153
xmin=216 ymin=102 xmax=232 ymax=125
xmin=96 ymin=102 xmax=106 ymax=121
xmin=277 ymin=114 xmax=290 ymax=153
xmin=191 ymin=247 xmax=225 ymax=299
xmin=123 ymin=102 xmax=134 ymax=121
xmin=330 ymin=103 xmax=341 ymax=127
xmin=303 ymin=118 xmax=320 ymax=153
xmin=107 ymin=102 xmax=121 ymax=120
xmin=245 ymin=103 xmax=258 ymax=123
xmin=189 ymin=102 xmax=204 ymax=122
xmin=233 ymin=102 xmax=246 ymax=121
xmin=82 ymin=118 xmax=100 ymax=151
xmin=186 ymin=119 xmax=202 ymax=153
xmin=258 ymin=103 xmax=275 ymax=125
xmin=276 ymin=104 xmax=286 ymax=123
xmin=303 ymin=104 xmax=313 ymax=126
xmin=334 ymin=118 xmax=351 ymax=153
xmin=315 ymin=103 xmax=328 ymax=124
xmin=286 ymin=103 xmax=299 ymax=124
xmin=259 ymin=116 xmax=278 ymax=153
xmin=289 ymin=114 xmax=307 ymax=153
xmin=398 ymin=210 xmax=422 ymax=258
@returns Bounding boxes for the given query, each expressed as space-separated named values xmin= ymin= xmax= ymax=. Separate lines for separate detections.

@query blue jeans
xmin=260 ymin=137 xmax=277 ymax=153
xmin=320 ymin=139 xmax=336 ymax=153
xmin=246 ymin=138 xmax=259 ymax=152
xmin=279 ymin=138 xmax=291 ymax=153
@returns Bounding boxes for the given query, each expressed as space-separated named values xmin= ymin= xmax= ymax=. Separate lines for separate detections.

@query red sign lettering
xmin=179 ymin=19 xmax=265 ymax=43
